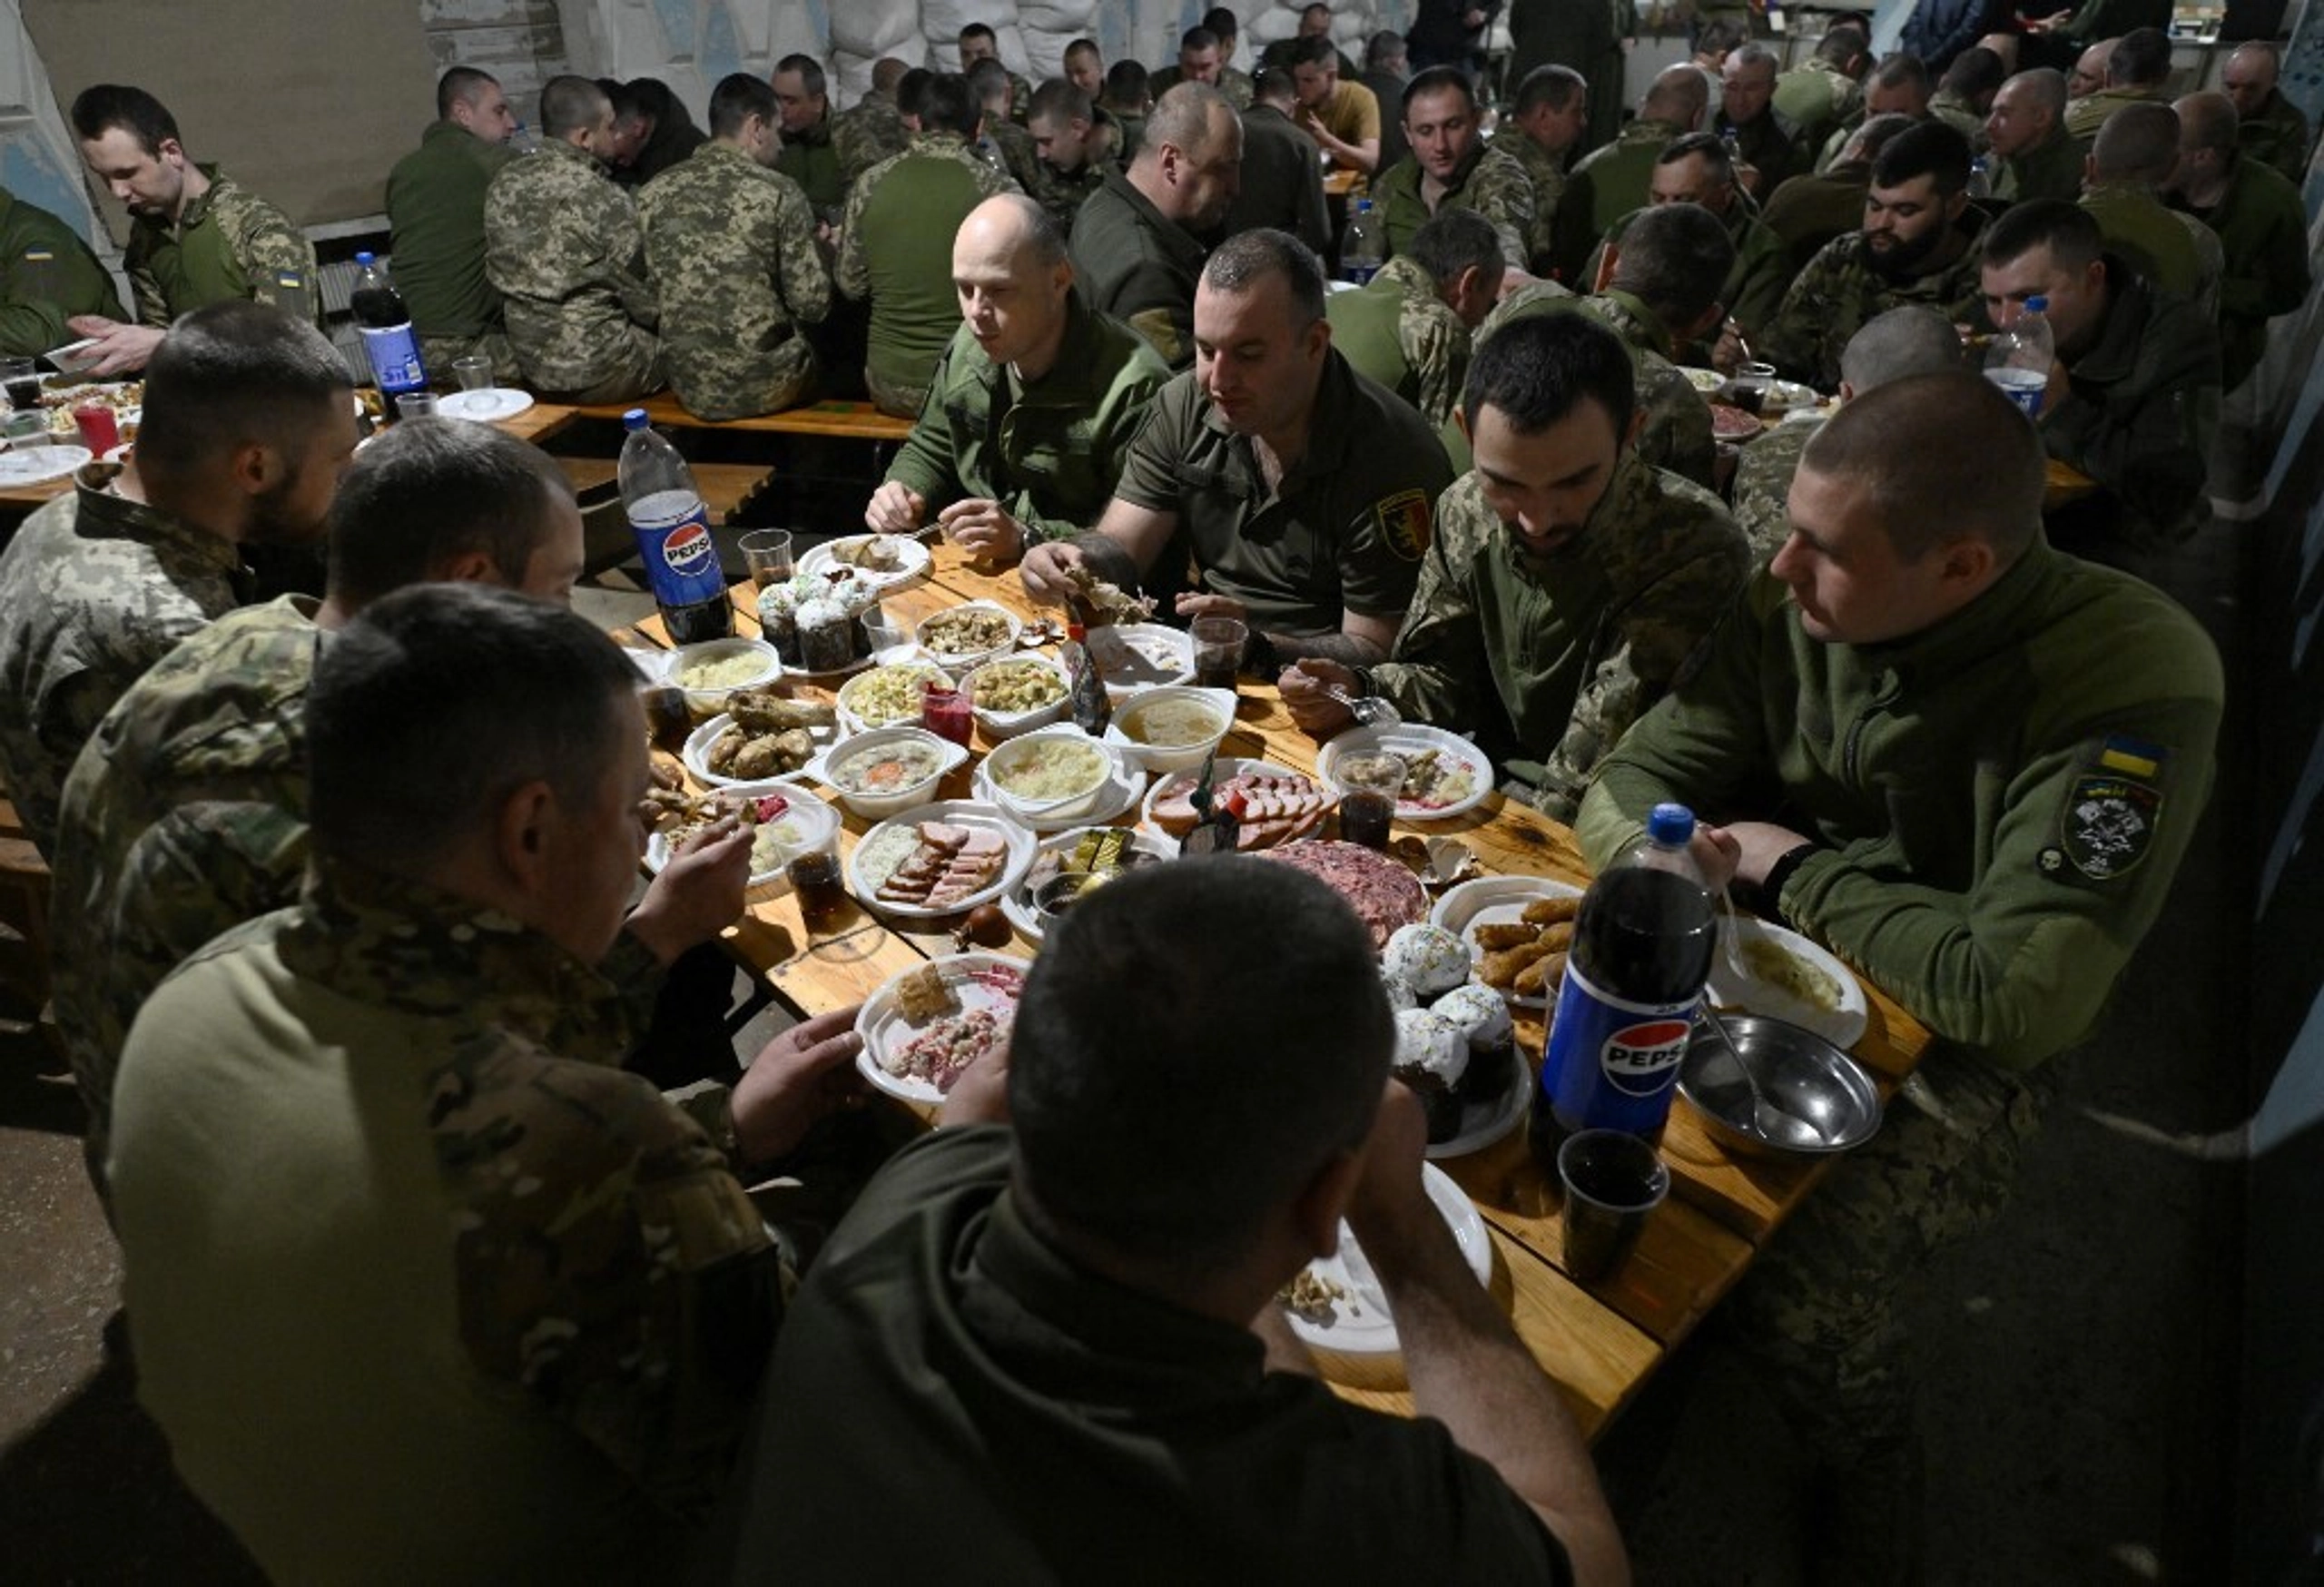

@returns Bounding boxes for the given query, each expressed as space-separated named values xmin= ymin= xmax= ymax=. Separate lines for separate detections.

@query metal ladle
xmin=1692 ymin=1006 xmax=1832 ymax=1149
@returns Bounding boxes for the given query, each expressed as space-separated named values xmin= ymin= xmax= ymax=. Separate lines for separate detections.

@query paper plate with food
xmin=1000 ymin=824 xmax=1177 ymax=943
xmin=683 ymin=692 xmax=837 ymax=786
xmin=641 ymin=784 xmax=839 ymax=887
xmin=1140 ymin=758 xmax=1329 ymax=851
xmin=1430 ymin=875 xmax=1587 ymax=1008
xmin=1278 ymin=1163 xmax=1492 ymax=1355
xmin=798 ymin=532 xmax=931 ymax=591
xmin=1708 ymin=920 xmax=1867 ymax=1048
xmin=1709 ymin=403 xmax=1763 ymax=444
xmin=1374 ymin=937 xmax=1533 ymax=1157
xmin=855 ymin=952 xmax=1029 ymax=1103
xmin=1316 ymin=724 xmax=1492 ymax=822
xmin=847 ymin=800 xmax=1036 ymax=920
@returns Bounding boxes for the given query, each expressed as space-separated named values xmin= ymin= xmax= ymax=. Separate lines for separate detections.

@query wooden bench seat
xmin=568 ymin=392 xmax=914 ymax=443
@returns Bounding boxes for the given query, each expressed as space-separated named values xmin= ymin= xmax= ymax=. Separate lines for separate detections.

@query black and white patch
xmin=2060 ymin=774 xmax=2162 ymax=881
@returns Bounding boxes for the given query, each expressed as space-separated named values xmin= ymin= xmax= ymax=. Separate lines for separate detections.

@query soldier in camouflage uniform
xmin=837 ymin=74 xmax=1021 ymax=418
xmin=1023 ymin=81 xmax=1127 ymax=230
xmin=1580 ymin=375 xmax=2221 ymax=1575
xmin=0 ymin=184 xmax=124 ymax=358
xmin=957 ymin=25 xmax=1032 ymax=122
xmin=1150 ymin=25 xmax=1257 ymax=111
xmin=106 ymin=585 xmax=872 ymax=1582
xmin=970 ymin=61 xmax=1047 ymax=192
xmin=1762 ymin=121 xmax=1990 ymax=390
xmin=1504 ymin=65 xmax=1590 ymax=277
xmin=832 ymin=63 xmax=915 ymax=189
xmin=1372 ymin=67 xmax=1537 ymax=274
xmin=47 ymin=419 xmax=734 ymax=1206
xmin=1587 ymin=133 xmax=1791 ymax=341
xmin=1325 ymin=209 xmax=1502 ymax=434
xmin=640 ymin=75 xmax=831 ymax=421
xmin=1283 ymin=313 xmax=1746 ymax=822
xmin=484 ymin=75 xmax=662 ymax=404
xmin=66 ymin=84 xmax=317 ymax=375
xmin=1729 ymin=304 xmax=1966 ymax=555
xmin=0 ymin=302 xmax=354 ymax=859
xmin=1772 ymin=25 xmax=1870 ymax=163
xmin=1552 ymin=65 xmax=1709 ymax=282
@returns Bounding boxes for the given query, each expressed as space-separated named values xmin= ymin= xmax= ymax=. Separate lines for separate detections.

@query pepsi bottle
xmin=1531 ymin=803 xmax=1718 ymax=1158
xmin=618 ymin=410 xmax=732 ymax=645
xmin=350 ymin=251 xmax=428 ymax=400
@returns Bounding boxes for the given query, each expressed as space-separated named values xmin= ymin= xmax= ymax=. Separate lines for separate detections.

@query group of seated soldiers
xmin=0 ymin=5 xmax=2299 ymax=1580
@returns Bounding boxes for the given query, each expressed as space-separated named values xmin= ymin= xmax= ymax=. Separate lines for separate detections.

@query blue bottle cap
xmin=1645 ymin=803 xmax=1696 ymax=844
xmin=2025 ymin=295 xmax=2047 ymax=313
xmin=623 ymin=408 xmax=649 ymax=430
xmin=354 ymin=251 xmax=375 ymax=266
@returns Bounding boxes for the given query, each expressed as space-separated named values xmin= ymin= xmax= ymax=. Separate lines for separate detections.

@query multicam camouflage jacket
xmin=1758 ymin=210 xmax=1989 ymax=390
xmin=0 ymin=468 xmax=243 ymax=858
xmin=980 ymin=119 xmax=1048 ymax=195
xmin=640 ymin=143 xmax=831 ymax=420
xmin=1374 ymin=139 xmax=1538 ymax=271
xmin=1370 ymin=456 xmax=1748 ymax=823
xmin=484 ymin=138 xmax=661 ymax=396
xmin=125 ymin=165 xmax=318 ymax=325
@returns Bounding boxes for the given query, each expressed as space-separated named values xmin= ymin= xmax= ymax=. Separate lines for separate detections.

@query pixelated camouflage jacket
xmin=485 ymin=138 xmax=661 ymax=395
xmin=1730 ymin=414 xmax=1819 ymax=557
xmin=1773 ymin=58 xmax=1865 ymax=157
xmin=979 ymin=119 xmax=1049 ymax=196
xmin=0 ymin=467 xmax=243 ymax=859
xmin=640 ymin=143 xmax=831 ymax=421
xmin=1502 ymin=132 xmax=1571 ymax=274
xmin=260 ymin=856 xmax=773 ymax=1517
xmin=1324 ymin=253 xmax=1472 ymax=432
xmin=1019 ymin=110 xmax=1128 ymax=231
xmin=1480 ymin=283 xmax=1717 ymax=489
xmin=1759 ymin=208 xmax=1989 ymax=390
xmin=126 ymin=165 xmax=317 ymax=326
xmin=48 ymin=596 xmax=675 ymax=1182
xmin=1372 ymin=453 xmax=1748 ymax=822
xmin=1374 ymin=138 xmax=1537 ymax=271
xmin=832 ymin=95 xmax=911 ymax=186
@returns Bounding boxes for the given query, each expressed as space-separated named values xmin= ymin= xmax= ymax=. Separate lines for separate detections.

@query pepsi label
xmin=358 ymin=323 xmax=428 ymax=397
xmin=629 ymin=489 xmax=725 ymax=612
xmin=1540 ymin=961 xmax=1698 ymax=1137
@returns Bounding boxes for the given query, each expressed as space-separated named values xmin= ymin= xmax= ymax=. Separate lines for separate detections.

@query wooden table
xmin=634 ymin=542 xmax=1935 ymax=1440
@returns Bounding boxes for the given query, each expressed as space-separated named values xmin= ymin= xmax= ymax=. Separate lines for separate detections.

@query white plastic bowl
xmin=916 ymin=599 xmax=1022 ymax=671
xmin=668 ymin=636 xmax=782 ymax=709
xmin=1105 ymin=685 xmax=1236 ymax=774
xmin=834 ymin=660 xmax=955 ymax=736
xmin=809 ymin=724 xmax=969 ymax=819
xmin=981 ymin=728 xmax=1120 ymax=823
xmin=960 ymin=654 xmax=1072 ymax=741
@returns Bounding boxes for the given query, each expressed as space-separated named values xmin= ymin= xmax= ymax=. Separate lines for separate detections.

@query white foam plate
xmin=681 ymin=712 xmax=835 ymax=788
xmin=437 ymin=388 xmax=535 ymax=422
xmin=1708 ymin=919 xmax=1868 ymax=1049
xmin=853 ymin=951 xmax=1031 ymax=1104
xmin=834 ymin=659 xmax=956 ymax=735
xmin=1094 ymin=622 xmax=1194 ymax=698
xmin=915 ymin=599 xmax=1022 ymax=672
xmin=1316 ymin=722 xmax=1494 ymax=823
xmin=799 ymin=533 xmax=932 ymax=593
xmin=0 ymin=444 xmax=90 ymax=485
xmin=972 ymin=734 xmax=1145 ymax=833
xmin=643 ymin=784 xmax=840 ymax=888
xmin=1430 ymin=874 xmax=1587 ymax=1010
xmin=960 ymin=653 xmax=1072 ymax=740
xmin=1283 ymin=1164 xmax=1492 ymax=1355
xmin=1137 ymin=755 xmax=1318 ymax=845
xmin=998 ymin=825 xmax=1179 ymax=945
xmin=846 ymin=799 xmax=1036 ymax=920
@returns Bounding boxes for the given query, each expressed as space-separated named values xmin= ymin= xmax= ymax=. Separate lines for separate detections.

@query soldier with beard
xmin=1761 ymin=121 xmax=1990 ymax=391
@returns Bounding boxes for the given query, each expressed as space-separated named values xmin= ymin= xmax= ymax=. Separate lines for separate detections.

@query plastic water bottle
xmin=619 ymin=410 xmax=733 ymax=646
xmin=350 ymin=252 xmax=428 ymax=400
xmin=1965 ymin=155 xmax=1994 ymax=200
xmin=1530 ymin=803 xmax=1718 ymax=1158
xmin=510 ymin=121 xmax=541 ymax=154
xmin=1342 ymin=198 xmax=1383 ymax=285
xmin=1983 ymin=294 xmax=2053 ymax=419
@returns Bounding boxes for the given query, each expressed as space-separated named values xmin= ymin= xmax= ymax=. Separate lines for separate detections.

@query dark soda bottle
xmin=618 ymin=409 xmax=732 ymax=646
xmin=350 ymin=251 xmax=428 ymax=399
xmin=1530 ymin=803 xmax=1717 ymax=1163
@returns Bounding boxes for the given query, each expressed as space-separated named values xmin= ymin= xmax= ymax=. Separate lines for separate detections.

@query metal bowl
xmin=1676 ymin=1012 xmax=1883 ymax=1159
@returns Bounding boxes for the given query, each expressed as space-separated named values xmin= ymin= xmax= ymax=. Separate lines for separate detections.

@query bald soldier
xmin=1580 ymin=372 xmax=2220 ymax=1574
xmin=2168 ymin=90 xmax=2310 ymax=392
xmin=1068 ymin=83 xmax=1243 ymax=370
xmin=866 ymin=197 xmax=1168 ymax=563
xmin=2222 ymin=41 xmax=2314 ymax=186
xmin=2081 ymin=103 xmax=2223 ymax=312
xmin=1554 ymin=66 xmax=1710 ymax=282
xmin=1984 ymin=70 xmax=2083 ymax=204
xmin=640 ymin=74 xmax=831 ymax=420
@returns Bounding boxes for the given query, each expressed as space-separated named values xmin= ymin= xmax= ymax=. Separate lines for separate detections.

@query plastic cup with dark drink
xmin=1556 ymin=1129 xmax=1669 ymax=1283
xmin=787 ymin=843 xmax=849 ymax=932
xmin=1726 ymin=361 xmax=1777 ymax=416
xmin=1189 ymin=616 xmax=1246 ymax=691
xmin=1 ymin=357 xmax=42 ymax=416
xmin=1335 ymin=751 xmax=1405 ymax=850
xmin=741 ymin=529 xmax=794 ymax=589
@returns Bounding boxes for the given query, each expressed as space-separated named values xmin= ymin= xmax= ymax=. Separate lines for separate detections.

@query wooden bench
xmin=568 ymin=392 xmax=914 ymax=443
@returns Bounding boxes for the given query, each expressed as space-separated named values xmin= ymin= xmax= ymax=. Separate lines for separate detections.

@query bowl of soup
xmin=1105 ymin=685 xmax=1236 ymax=774
xmin=815 ymin=725 xmax=968 ymax=818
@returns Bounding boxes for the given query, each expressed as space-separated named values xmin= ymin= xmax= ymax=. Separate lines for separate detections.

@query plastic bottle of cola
xmin=350 ymin=251 xmax=428 ymax=400
xmin=1983 ymin=293 xmax=2053 ymax=419
xmin=1531 ymin=803 xmax=1718 ymax=1159
xmin=619 ymin=410 xmax=733 ymax=646
xmin=1341 ymin=199 xmax=1384 ymax=286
